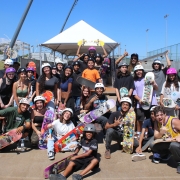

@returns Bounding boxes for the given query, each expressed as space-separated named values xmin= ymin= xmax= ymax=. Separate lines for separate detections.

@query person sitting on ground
xmin=104 ymin=97 xmax=134 ymax=159
xmin=132 ymin=106 xmax=157 ymax=162
xmin=152 ymin=51 xmax=171 ymax=96
xmin=49 ymin=123 xmax=99 ymax=180
xmin=0 ymin=98 xmax=31 ymax=149
xmin=0 ymin=59 xmax=14 ymax=79
xmin=84 ymin=83 xmax=110 ymax=131
xmin=46 ymin=108 xmax=75 ymax=160
xmin=160 ymin=67 xmax=180 ymax=116
xmin=150 ymin=106 xmax=180 ymax=173
xmin=114 ymin=62 xmax=134 ymax=111
xmin=82 ymin=58 xmax=102 ymax=83
xmin=30 ymin=96 xmax=46 ymax=147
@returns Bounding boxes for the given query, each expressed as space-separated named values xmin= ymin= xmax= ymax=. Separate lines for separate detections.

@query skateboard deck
xmin=54 ymin=123 xmax=85 ymax=153
xmin=141 ymin=72 xmax=154 ymax=110
xmin=119 ymin=87 xmax=129 ymax=98
xmin=171 ymin=91 xmax=180 ymax=105
xmin=141 ymin=136 xmax=154 ymax=151
xmin=99 ymin=58 xmax=110 ymax=75
xmin=78 ymin=39 xmax=104 ymax=47
xmin=0 ymin=129 xmax=22 ymax=149
xmin=44 ymin=153 xmax=75 ymax=179
xmin=151 ymin=138 xmax=173 ymax=146
xmin=121 ymin=109 xmax=136 ymax=154
xmin=76 ymin=76 xmax=95 ymax=89
xmin=28 ymin=61 xmax=36 ymax=79
xmin=42 ymin=90 xmax=53 ymax=104
xmin=39 ymin=110 xmax=55 ymax=149
xmin=78 ymin=99 xmax=116 ymax=123
xmin=156 ymin=97 xmax=176 ymax=108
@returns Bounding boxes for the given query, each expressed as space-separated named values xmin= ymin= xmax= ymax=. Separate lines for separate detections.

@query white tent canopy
xmin=42 ymin=20 xmax=119 ymax=56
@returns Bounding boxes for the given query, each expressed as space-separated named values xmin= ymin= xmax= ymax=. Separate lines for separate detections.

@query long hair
xmin=59 ymin=111 xmax=72 ymax=124
xmin=81 ymin=86 xmax=91 ymax=108
xmin=165 ymin=75 xmax=179 ymax=90
xmin=61 ymin=68 xmax=73 ymax=83
xmin=117 ymin=68 xmax=130 ymax=78
xmin=133 ymin=70 xmax=146 ymax=81
xmin=39 ymin=70 xmax=53 ymax=94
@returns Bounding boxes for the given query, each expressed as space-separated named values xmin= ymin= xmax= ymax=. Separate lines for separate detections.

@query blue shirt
xmin=60 ymin=78 xmax=73 ymax=92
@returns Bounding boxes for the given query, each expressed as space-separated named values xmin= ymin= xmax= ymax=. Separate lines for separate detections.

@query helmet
xmin=131 ymin=53 xmax=139 ymax=60
xmin=42 ymin=63 xmax=51 ymax=69
xmin=94 ymin=83 xmax=105 ymax=89
xmin=167 ymin=68 xmax=177 ymax=75
xmin=5 ymin=67 xmax=16 ymax=74
xmin=64 ymin=65 xmax=73 ymax=71
xmin=88 ymin=57 xmax=95 ymax=63
xmin=96 ymin=53 xmax=102 ymax=57
xmin=72 ymin=61 xmax=80 ymax=66
xmin=83 ymin=124 xmax=96 ymax=133
xmin=17 ymin=68 xmax=26 ymax=74
xmin=150 ymin=106 xmax=157 ymax=112
xmin=88 ymin=46 xmax=96 ymax=51
xmin=118 ymin=62 xmax=128 ymax=68
xmin=19 ymin=98 xmax=30 ymax=105
xmin=120 ymin=97 xmax=132 ymax=105
xmin=52 ymin=65 xmax=57 ymax=69
xmin=4 ymin=59 xmax=13 ymax=65
xmin=62 ymin=108 xmax=73 ymax=116
xmin=153 ymin=59 xmax=161 ymax=64
xmin=55 ymin=57 xmax=64 ymax=65
xmin=134 ymin=65 xmax=144 ymax=72
xmin=34 ymin=96 xmax=45 ymax=103
xmin=26 ymin=67 xmax=34 ymax=72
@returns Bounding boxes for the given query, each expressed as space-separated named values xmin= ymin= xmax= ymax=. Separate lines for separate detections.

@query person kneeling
xmin=50 ymin=124 xmax=99 ymax=180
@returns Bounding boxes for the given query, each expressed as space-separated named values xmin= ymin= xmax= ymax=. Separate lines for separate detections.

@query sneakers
xmin=132 ymin=153 xmax=146 ymax=162
xmin=49 ymin=174 xmax=66 ymax=180
xmin=48 ymin=151 xmax=55 ymax=160
xmin=152 ymin=153 xmax=160 ymax=164
xmin=177 ymin=163 xmax=180 ymax=174
xmin=105 ymin=149 xmax=111 ymax=159
xmin=72 ymin=174 xmax=83 ymax=180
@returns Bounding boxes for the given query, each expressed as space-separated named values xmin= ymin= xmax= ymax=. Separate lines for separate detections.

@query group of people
xmin=0 ymin=44 xmax=180 ymax=180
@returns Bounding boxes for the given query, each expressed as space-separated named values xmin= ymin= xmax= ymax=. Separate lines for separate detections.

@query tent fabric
xmin=42 ymin=20 xmax=119 ymax=56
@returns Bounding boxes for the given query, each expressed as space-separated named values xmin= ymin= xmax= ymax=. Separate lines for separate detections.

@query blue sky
xmin=0 ymin=0 xmax=180 ymax=58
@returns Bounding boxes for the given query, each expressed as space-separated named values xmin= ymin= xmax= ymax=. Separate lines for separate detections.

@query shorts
xmin=71 ymin=156 xmax=99 ymax=171
xmin=136 ymin=108 xmax=150 ymax=122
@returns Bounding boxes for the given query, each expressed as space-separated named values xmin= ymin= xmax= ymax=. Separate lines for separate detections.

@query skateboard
xmin=141 ymin=136 xmax=154 ymax=151
xmin=28 ymin=61 xmax=37 ymax=79
xmin=151 ymin=137 xmax=172 ymax=146
xmin=0 ymin=129 xmax=22 ymax=150
xmin=121 ymin=109 xmax=136 ymax=154
xmin=156 ymin=97 xmax=176 ymax=108
xmin=141 ymin=72 xmax=155 ymax=110
xmin=39 ymin=110 xmax=55 ymax=149
xmin=78 ymin=99 xmax=116 ymax=123
xmin=54 ymin=123 xmax=85 ymax=153
xmin=119 ymin=87 xmax=129 ymax=98
xmin=44 ymin=153 xmax=75 ymax=179
xmin=42 ymin=90 xmax=53 ymax=104
xmin=171 ymin=91 xmax=180 ymax=105
xmin=99 ymin=58 xmax=110 ymax=75
xmin=76 ymin=76 xmax=96 ymax=89
xmin=78 ymin=39 xmax=104 ymax=47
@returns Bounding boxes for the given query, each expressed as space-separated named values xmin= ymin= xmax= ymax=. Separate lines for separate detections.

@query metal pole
xmin=9 ymin=0 xmax=33 ymax=48
xmin=60 ymin=0 xmax=78 ymax=33
xmin=164 ymin=14 xmax=169 ymax=49
xmin=39 ymin=45 xmax=42 ymax=75
xmin=146 ymin=29 xmax=149 ymax=57
xmin=53 ymin=51 xmax=55 ymax=64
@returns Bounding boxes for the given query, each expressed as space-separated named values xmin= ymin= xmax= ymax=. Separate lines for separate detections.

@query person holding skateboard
xmin=82 ymin=58 xmax=102 ymax=83
xmin=46 ymin=108 xmax=75 ymax=160
xmin=160 ymin=68 xmax=180 ymax=116
xmin=104 ymin=97 xmax=133 ymax=159
xmin=151 ymin=106 xmax=180 ymax=173
xmin=114 ymin=62 xmax=134 ymax=111
xmin=133 ymin=65 xmax=158 ymax=138
xmin=132 ymin=106 xmax=157 ymax=161
xmin=0 ymin=98 xmax=31 ymax=149
xmin=152 ymin=51 xmax=171 ymax=96
xmin=50 ymin=124 xmax=99 ymax=180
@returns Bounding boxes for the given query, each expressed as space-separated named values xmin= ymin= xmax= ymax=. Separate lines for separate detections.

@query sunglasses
xmin=153 ymin=63 xmax=160 ymax=65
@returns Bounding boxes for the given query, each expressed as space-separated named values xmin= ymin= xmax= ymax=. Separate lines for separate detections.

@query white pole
xmin=164 ymin=14 xmax=169 ymax=49
xmin=146 ymin=29 xmax=149 ymax=57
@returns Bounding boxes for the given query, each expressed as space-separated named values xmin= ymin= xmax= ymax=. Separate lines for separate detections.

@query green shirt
xmin=0 ymin=107 xmax=30 ymax=131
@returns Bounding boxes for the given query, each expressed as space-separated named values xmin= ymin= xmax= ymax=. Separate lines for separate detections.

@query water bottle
xmin=21 ymin=139 xmax=25 ymax=151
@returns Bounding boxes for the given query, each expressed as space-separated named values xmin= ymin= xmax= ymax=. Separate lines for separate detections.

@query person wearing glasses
xmin=152 ymin=51 xmax=171 ymax=97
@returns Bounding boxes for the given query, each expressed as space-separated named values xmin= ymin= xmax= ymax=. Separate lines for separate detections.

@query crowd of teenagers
xmin=0 ymin=45 xmax=180 ymax=180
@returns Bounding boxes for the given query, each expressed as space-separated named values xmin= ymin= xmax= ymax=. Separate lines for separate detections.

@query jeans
xmin=150 ymin=141 xmax=180 ymax=162
xmin=47 ymin=136 xmax=58 ymax=153
xmin=73 ymin=96 xmax=81 ymax=110
xmin=105 ymin=128 xmax=123 ymax=150
xmin=95 ymin=115 xmax=108 ymax=129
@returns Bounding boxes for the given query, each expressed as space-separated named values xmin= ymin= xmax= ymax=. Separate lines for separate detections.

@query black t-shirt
xmin=108 ymin=111 xmax=123 ymax=131
xmin=37 ymin=76 xmax=59 ymax=91
xmin=78 ymin=60 xmax=88 ymax=72
xmin=114 ymin=74 xmax=134 ymax=91
xmin=142 ymin=118 xmax=154 ymax=138
xmin=0 ymin=69 xmax=5 ymax=78
xmin=77 ymin=138 xmax=98 ymax=158
xmin=71 ymin=71 xmax=82 ymax=96
xmin=87 ymin=94 xmax=108 ymax=111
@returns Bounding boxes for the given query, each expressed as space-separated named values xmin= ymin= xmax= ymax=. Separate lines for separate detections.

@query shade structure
xmin=42 ymin=20 xmax=119 ymax=56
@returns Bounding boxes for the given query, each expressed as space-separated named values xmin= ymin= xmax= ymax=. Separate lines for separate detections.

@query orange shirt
xmin=82 ymin=68 xmax=100 ymax=83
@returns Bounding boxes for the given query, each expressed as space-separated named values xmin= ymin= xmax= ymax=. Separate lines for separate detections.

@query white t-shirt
xmin=52 ymin=119 xmax=75 ymax=139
